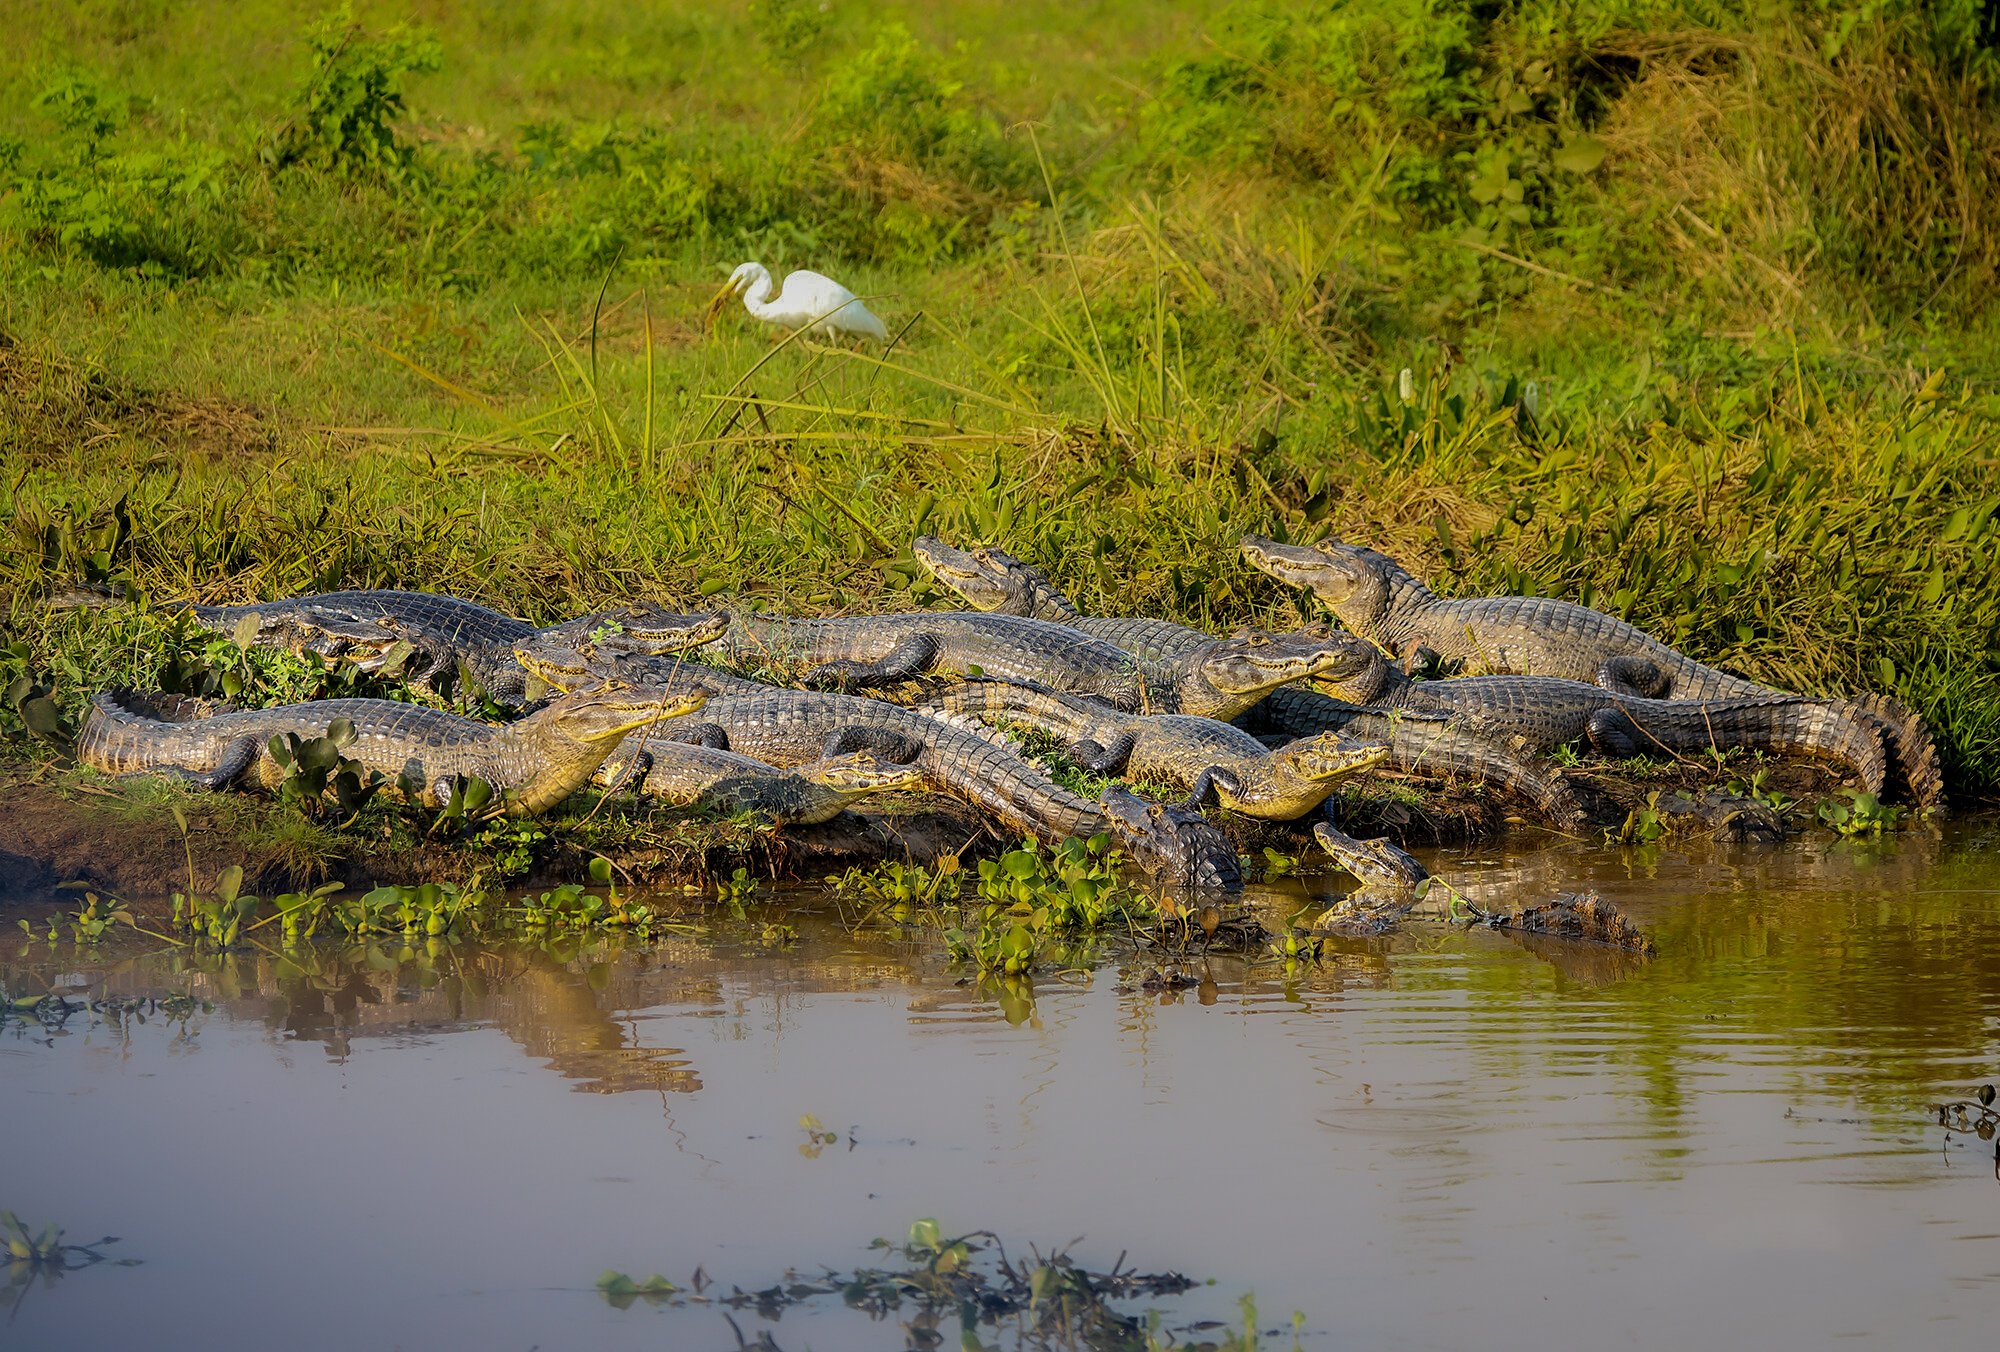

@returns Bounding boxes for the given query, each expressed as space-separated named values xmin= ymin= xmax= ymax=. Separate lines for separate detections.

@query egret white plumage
xmin=706 ymin=261 xmax=889 ymax=342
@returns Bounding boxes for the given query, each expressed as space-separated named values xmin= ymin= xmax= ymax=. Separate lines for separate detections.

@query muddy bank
xmin=0 ymin=770 xmax=991 ymax=904
xmin=0 ymin=753 xmax=1871 ymax=905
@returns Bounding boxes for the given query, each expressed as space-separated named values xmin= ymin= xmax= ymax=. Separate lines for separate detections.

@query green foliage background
xmin=2 ymin=0 xmax=1996 ymax=788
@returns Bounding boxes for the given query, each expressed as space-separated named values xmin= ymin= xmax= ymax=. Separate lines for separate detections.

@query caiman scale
xmin=928 ymin=678 xmax=1390 ymax=821
xmin=79 ymin=683 xmax=709 ymax=815
xmin=912 ymin=537 xmax=1212 ymax=662
xmin=1241 ymin=535 xmax=1944 ymax=806
xmin=598 ymin=743 xmax=923 ymax=825
xmin=714 ymin=609 xmax=1370 ymax=720
xmin=126 ymin=589 xmax=726 ymax=704
xmin=514 ymin=647 xmax=1242 ymax=891
xmin=1321 ymin=654 xmax=1894 ymax=794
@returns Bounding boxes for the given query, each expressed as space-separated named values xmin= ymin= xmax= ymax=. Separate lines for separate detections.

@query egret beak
xmin=703 ymin=280 xmax=738 ymax=333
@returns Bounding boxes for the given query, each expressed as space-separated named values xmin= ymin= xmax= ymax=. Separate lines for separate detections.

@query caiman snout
xmin=805 ymin=751 xmax=926 ymax=792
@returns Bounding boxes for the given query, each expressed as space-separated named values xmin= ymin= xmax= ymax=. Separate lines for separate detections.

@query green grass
xmin=2 ymin=0 xmax=1997 ymax=792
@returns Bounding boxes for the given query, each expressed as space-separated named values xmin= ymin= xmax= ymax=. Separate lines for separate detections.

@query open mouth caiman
xmin=712 ymin=610 xmax=1373 ymax=721
xmin=514 ymin=647 xmax=1243 ymax=892
xmin=926 ymin=678 xmax=1390 ymax=822
xmin=86 ymin=588 xmax=728 ymax=705
xmin=1239 ymin=534 xmax=1945 ymax=807
xmin=78 ymin=683 xmax=709 ymax=816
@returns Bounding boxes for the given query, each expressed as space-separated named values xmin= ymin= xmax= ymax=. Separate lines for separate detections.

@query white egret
xmin=706 ymin=261 xmax=890 ymax=342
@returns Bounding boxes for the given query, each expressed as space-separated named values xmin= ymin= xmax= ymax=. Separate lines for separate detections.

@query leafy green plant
xmin=1612 ymin=791 xmax=1667 ymax=844
xmin=265 ymin=7 xmax=443 ymax=173
xmin=267 ymin=718 xmax=385 ymax=820
xmin=1818 ymin=789 xmax=1904 ymax=837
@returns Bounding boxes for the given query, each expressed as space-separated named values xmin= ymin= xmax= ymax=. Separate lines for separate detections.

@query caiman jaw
xmin=1290 ymin=739 xmax=1392 ymax=781
xmin=574 ymin=686 xmax=710 ymax=743
xmin=514 ymin=644 xmax=593 ymax=694
xmin=614 ymin=609 xmax=730 ymax=653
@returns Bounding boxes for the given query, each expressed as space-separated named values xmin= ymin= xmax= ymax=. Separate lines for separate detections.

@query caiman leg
xmin=804 ymin=634 xmax=941 ymax=693
xmin=1183 ymin=765 xmax=1245 ymax=814
xmin=162 ymin=734 xmax=263 ymax=791
xmin=604 ymin=748 xmax=654 ymax=794
xmin=1069 ymin=731 xmax=1137 ymax=776
xmin=1598 ymin=655 xmax=1671 ymax=699
xmin=1584 ymin=708 xmax=1648 ymax=758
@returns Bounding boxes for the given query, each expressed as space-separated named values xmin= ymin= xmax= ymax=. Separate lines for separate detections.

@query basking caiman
xmin=1240 ymin=534 xmax=1945 ymax=807
xmin=597 ymin=744 xmax=923 ymax=825
xmin=912 ymin=536 xmax=1212 ymax=662
xmin=927 ymin=678 xmax=1390 ymax=821
xmin=908 ymin=538 xmax=1590 ymax=824
xmin=713 ymin=610 xmax=1370 ymax=720
xmin=512 ymin=647 xmax=1242 ymax=892
xmin=1320 ymin=654 xmax=1894 ymax=795
xmin=125 ymin=589 xmax=726 ymax=705
xmin=1245 ymin=687 xmax=1590 ymax=828
xmin=78 ymin=683 xmax=709 ymax=815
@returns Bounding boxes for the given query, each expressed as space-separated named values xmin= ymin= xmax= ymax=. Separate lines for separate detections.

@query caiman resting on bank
xmin=713 ymin=611 xmax=1372 ymax=721
xmin=513 ymin=646 xmax=1242 ymax=892
xmin=912 ymin=537 xmax=1213 ymax=663
xmin=1314 ymin=653 xmax=1895 ymax=795
xmin=1239 ymin=534 xmax=1945 ymax=807
xmin=69 ymin=587 xmax=729 ymax=705
xmin=78 ymin=683 xmax=709 ymax=815
xmin=597 ymin=743 xmax=923 ymax=825
xmin=911 ymin=537 xmax=1588 ymax=825
xmin=927 ymin=678 xmax=1391 ymax=821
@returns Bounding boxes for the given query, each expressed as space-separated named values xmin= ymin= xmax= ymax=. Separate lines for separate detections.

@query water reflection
xmin=3 ymin=823 xmax=1999 ymax=1351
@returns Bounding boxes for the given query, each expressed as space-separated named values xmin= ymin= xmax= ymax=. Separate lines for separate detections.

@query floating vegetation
xmin=589 ymin=1215 xmax=1265 ymax=1352
xmin=2 ymin=1210 xmax=140 ymax=1318
xmin=1933 ymin=1083 xmax=2000 ymax=1176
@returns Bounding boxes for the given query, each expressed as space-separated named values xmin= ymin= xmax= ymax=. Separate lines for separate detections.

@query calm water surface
xmin=6 ymin=824 xmax=2000 ymax=1350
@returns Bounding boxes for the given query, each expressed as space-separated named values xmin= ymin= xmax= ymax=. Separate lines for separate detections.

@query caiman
xmin=927 ymin=678 xmax=1390 ymax=821
xmin=1240 ymin=535 xmax=1945 ymax=807
xmin=512 ymin=647 xmax=1243 ymax=892
xmin=1319 ymin=652 xmax=1894 ymax=794
xmin=712 ymin=609 xmax=1372 ymax=721
xmin=1245 ymin=687 xmax=1590 ymax=828
xmin=108 ymin=588 xmax=727 ymax=705
xmin=597 ymin=744 xmax=923 ymax=825
xmin=78 ymin=683 xmax=709 ymax=815
xmin=912 ymin=536 xmax=1212 ymax=663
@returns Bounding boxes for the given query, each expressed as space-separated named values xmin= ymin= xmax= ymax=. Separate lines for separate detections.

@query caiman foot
xmin=803 ymin=634 xmax=941 ymax=693
xmin=1598 ymin=655 xmax=1671 ymax=699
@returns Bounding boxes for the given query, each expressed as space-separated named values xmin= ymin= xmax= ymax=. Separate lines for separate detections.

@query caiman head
xmin=534 ymin=681 xmax=711 ymax=747
xmin=545 ymin=605 xmax=729 ymax=655
xmin=1175 ymin=627 xmax=1381 ymax=718
xmin=511 ymin=639 xmax=606 ymax=698
xmin=1240 ymin=535 xmax=1416 ymax=634
xmin=1310 ymin=822 xmax=1430 ymax=891
xmin=910 ymin=536 xmax=1073 ymax=618
xmin=1273 ymin=734 xmax=1392 ymax=783
xmin=1097 ymin=785 xmax=1243 ymax=893
xmin=800 ymin=751 xmax=927 ymax=795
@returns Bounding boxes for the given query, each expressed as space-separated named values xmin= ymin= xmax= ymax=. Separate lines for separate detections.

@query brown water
xmin=6 ymin=824 xmax=2000 ymax=1351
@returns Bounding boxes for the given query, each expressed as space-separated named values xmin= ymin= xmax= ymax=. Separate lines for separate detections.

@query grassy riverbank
xmin=3 ymin=0 xmax=1997 ymax=791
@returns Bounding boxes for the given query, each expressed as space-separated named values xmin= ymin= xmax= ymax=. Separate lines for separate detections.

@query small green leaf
xmin=1553 ymin=135 xmax=1607 ymax=174
xmin=588 ymin=856 xmax=613 ymax=885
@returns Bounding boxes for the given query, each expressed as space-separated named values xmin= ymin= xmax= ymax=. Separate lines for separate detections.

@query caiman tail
xmin=1605 ymin=698 xmax=1890 ymax=796
xmin=1838 ymin=693 xmax=1946 ymax=810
